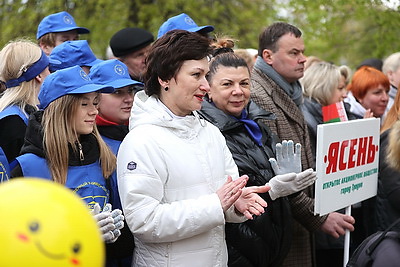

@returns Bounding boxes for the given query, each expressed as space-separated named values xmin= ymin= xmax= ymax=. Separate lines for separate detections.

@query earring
xmin=164 ymin=87 xmax=169 ymax=91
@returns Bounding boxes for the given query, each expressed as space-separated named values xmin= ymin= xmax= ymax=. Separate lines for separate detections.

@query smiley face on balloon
xmin=0 ymin=178 xmax=104 ymax=267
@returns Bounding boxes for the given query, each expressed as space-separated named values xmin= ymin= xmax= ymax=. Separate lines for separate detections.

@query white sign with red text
xmin=314 ymin=118 xmax=380 ymax=216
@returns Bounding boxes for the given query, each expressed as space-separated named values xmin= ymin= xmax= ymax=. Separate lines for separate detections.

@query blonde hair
xmin=339 ymin=65 xmax=352 ymax=86
xmin=387 ymin=120 xmax=400 ymax=171
xmin=305 ymin=55 xmax=322 ymax=70
xmin=234 ymin=49 xmax=254 ymax=69
xmin=381 ymin=88 xmax=400 ymax=133
xmin=301 ymin=61 xmax=341 ymax=106
xmin=382 ymin=52 xmax=400 ymax=75
xmin=0 ymin=39 xmax=42 ymax=113
xmin=42 ymin=94 xmax=116 ymax=184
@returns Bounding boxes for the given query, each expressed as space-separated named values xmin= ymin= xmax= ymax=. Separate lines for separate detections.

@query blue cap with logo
xmin=157 ymin=13 xmax=214 ymax=39
xmin=89 ymin=59 xmax=143 ymax=89
xmin=37 ymin=11 xmax=90 ymax=39
xmin=49 ymin=40 xmax=103 ymax=72
xmin=39 ymin=65 xmax=114 ymax=109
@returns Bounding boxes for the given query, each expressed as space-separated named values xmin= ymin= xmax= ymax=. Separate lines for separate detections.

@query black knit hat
xmin=110 ymin=27 xmax=154 ymax=57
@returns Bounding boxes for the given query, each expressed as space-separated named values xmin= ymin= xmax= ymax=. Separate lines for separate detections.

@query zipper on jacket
xmin=77 ymin=141 xmax=84 ymax=162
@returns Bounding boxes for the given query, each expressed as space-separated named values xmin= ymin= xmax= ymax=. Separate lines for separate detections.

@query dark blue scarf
xmin=235 ymin=109 xmax=263 ymax=147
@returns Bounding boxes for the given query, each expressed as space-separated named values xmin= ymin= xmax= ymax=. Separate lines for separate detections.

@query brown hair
xmin=38 ymin=33 xmax=56 ymax=48
xmin=258 ymin=22 xmax=302 ymax=56
xmin=144 ymin=30 xmax=212 ymax=97
xmin=208 ymin=37 xmax=249 ymax=84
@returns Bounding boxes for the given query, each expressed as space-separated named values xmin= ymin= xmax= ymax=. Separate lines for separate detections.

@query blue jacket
xmin=16 ymin=153 xmax=109 ymax=209
xmin=12 ymin=111 xmax=110 ymax=210
xmin=0 ymin=147 xmax=10 ymax=182
xmin=0 ymin=105 xmax=29 ymax=124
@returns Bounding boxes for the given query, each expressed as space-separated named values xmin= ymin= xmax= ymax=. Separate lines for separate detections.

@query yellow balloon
xmin=0 ymin=178 xmax=104 ymax=267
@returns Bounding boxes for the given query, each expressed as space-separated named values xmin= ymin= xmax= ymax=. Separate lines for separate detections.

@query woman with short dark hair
xmin=117 ymin=30 xmax=270 ymax=267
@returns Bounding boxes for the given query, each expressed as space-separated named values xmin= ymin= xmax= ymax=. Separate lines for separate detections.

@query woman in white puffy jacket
xmin=117 ymin=30 xmax=270 ymax=267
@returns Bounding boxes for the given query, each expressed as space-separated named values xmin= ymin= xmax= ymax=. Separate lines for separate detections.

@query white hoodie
xmin=117 ymin=91 xmax=245 ymax=267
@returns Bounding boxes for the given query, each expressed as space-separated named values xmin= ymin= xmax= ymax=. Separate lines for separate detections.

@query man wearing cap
xmin=109 ymin=28 xmax=154 ymax=83
xmin=49 ymin=40 xmax=102 ymax=73
xmin=37 ymin=11 xmax=90 ymax=56
xmin=157 ymin=13 xmax=214 ymax=39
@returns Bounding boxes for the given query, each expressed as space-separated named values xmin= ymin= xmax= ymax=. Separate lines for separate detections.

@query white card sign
xmin=314 ymin=118 xmax=380 ymax=215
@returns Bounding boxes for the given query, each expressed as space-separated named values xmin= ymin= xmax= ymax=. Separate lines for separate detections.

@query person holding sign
xmin=300 ymin=61 xmax=363 ymax=266
xmin=301 ymin=61 xmax=351 ymax=165
xmin=198 ymin=41 xmax=317 ymax=267
xmin=250 ymin=22 xmax=355 ymax=266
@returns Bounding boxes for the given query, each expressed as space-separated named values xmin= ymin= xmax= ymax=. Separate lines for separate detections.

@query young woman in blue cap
xmin=11 ymin=65 xmax=124 ymax=244
xmin=89 ymin=59 xmax=142 ymax=267
xmin=0 ymin=40 xmax=51 ymax=179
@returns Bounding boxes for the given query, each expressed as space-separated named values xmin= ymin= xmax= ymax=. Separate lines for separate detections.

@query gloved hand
xmin=269 ymin=140 xmax=302 ymax=174
xmin=91 ymin=203 xmax=124 ymax=243
xmin=266 ymin=168 xmax=317 ymax=200
xmin=103 ymin=203 xmax=124 ymax=240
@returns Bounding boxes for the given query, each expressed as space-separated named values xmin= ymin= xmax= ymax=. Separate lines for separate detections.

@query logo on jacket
xmin=127 ymin=161 xmax=137 ymax=170
xmin=72 ymin=181 xmax=109 ymax=211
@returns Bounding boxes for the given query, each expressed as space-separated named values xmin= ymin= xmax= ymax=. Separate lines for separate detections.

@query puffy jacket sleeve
xmin=117 ymin=126 xmax=243 ymax=243
xmin=219 ymin=127 xmax=248 ymax=223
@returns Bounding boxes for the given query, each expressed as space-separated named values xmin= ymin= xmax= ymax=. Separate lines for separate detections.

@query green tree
xmin=0 ymin=0 xmax=278 ymax=58
xmin=1 ymin=0 xmax=400 ymax=68
xmin=284 ymin=0 xmax=400 ymax=68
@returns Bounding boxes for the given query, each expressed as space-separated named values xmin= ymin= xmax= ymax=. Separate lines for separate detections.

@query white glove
xmin=269 ymin=140 xmax=302 ymax=174
xmin=104 ymin=203 xmax=125 ymax=240
xmin=91 ymin=203 xmax=124 ymax=243
xmin=267 ymin=168 xmax=317 ymax=200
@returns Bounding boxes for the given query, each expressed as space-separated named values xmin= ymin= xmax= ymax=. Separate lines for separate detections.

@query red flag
xmin=322 ymin=102 xmax=348 ymax=123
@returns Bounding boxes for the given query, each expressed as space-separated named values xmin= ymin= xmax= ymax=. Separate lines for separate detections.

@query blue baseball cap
xmin=89 ymin=59 xmax=143 ymax=89
xmin=49 ymin=40 xmax=103 ymax=72
xmin=37 ymin=11 xmax=90 ymax=39
xmin=39 ymin=65 xmax=114 ymax=109
xmin=157 ymin=13 xmax=214 ymax=39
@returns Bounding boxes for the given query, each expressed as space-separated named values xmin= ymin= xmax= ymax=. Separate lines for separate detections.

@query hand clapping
xmin=234 ymin=184 xmax=270 ymax=219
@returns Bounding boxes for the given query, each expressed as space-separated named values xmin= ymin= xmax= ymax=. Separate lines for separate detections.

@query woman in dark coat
xmin=198 ymin=42 xmax=316 ymax=267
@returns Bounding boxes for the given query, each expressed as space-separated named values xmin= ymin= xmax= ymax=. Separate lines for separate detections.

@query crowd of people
xmin=1 ymin=9 xmax=399 ymax=267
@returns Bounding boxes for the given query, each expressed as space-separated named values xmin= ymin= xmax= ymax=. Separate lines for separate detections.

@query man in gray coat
xmin=250 ymin=22 xmax=355 ymax=267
